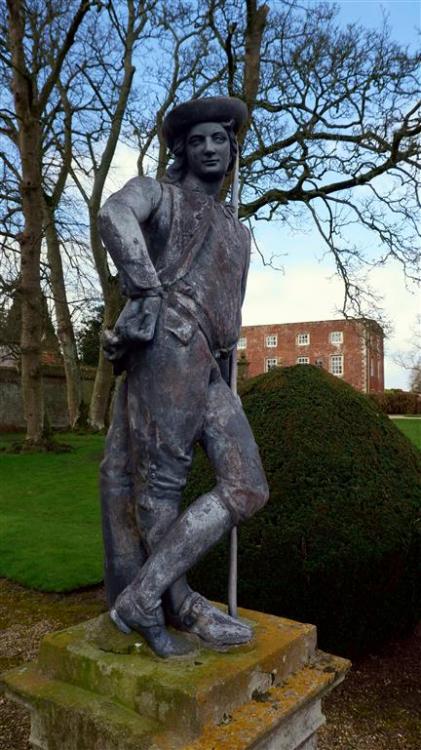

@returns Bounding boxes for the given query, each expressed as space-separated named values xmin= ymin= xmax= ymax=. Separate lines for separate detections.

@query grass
xmin=0 ymin=415 xmax=419 ymax=593
xmin=390 ymin=417 xmax=421 ymax=450
xmin=0 ymin=432 xmax=104 ymax=591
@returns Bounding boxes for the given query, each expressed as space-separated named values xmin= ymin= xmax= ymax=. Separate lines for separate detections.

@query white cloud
xmin=243 ymin=261 xmax=420 ymax=390
xmin=99 ymin=142 xmax=420 ymax=391
xmin=104 ymin=142 xmax=157 ymax=197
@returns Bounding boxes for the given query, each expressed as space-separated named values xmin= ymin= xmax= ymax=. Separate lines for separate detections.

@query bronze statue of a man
xmin=98 ymin=96 xmax=269 ymax=658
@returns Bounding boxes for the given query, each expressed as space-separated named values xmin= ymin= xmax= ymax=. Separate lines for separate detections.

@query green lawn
xmin=390 ymin=417 xmax=421 ymax=450
xmin=0 ymin=417 xmax=419 ymax=593
xmin=0 ymin=433 xmax=105 ymax=591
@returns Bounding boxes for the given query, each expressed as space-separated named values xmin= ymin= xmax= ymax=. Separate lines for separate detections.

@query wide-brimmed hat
xmin=162 ymin=96 xmax=248 ymax=152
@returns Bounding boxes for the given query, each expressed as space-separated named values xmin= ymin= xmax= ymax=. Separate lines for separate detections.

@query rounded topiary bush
xmin=184 ymin=365 xmax=421 ymax=657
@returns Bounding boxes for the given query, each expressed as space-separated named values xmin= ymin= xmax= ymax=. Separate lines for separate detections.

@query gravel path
xmin=0 ymin=578 xmax=419 ymax=749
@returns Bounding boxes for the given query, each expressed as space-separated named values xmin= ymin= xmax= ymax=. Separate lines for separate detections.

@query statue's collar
xmin=179 ymin=174 xmax=220 ymax=199
xmin=175 ymin=177 xmax=236 ymax=218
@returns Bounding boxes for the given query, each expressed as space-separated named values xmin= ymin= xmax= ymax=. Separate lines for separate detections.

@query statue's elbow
xmin=98 ymin=200 xmax=122 ymax=246
xmin=97 ymin=200 xmax=113 ymax=233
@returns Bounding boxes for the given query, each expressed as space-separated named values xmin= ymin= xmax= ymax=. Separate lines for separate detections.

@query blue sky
xmin=108 ymin=1 xmax=420 ymax=389
xmin=335 ymin=0 xmax=419 ymax=49
xmin=244 ymin=0 xmax=420 ymax=389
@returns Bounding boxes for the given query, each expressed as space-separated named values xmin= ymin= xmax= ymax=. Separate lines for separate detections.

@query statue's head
xmin=162 ymin=97 xmax=248 ymax=185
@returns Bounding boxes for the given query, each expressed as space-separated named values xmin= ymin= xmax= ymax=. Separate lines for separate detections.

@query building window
xmin=297 ymin=333 xmax=310 ymax=345
xmin=315 ymin=358 xmax=324 ymax=368
xmin=330 ymin=331 xmax=343 ymax=344
xmin=237 ymin=337 xmax=247 ymax=350
xmin=265 ymin=334 xmax=278 ymax=348
xmin=297 ymin=356 xmax=310 ymax=364
xmin=265 ymin=357 xmax=278 ymax=372
xmin=330 ymin=354 xmax=344 ymax=376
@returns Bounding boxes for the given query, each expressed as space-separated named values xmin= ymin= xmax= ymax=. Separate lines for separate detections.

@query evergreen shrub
xmin=369 ymin=389 xmax=421 ymax=415
xmin=184 ymin=365 xmax=421 ymax=656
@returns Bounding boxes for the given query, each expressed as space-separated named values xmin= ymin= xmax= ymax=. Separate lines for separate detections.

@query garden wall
xmin=0 ymin=366 xmax=96 ymax=430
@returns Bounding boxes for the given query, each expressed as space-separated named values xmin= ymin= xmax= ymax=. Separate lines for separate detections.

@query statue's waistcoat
xmin=143 ymin=184 xmax=250 ymax=353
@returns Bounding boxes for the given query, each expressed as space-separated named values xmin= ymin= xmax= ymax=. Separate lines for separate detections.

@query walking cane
xmin=228 ymin=149 xmax=240 ymax=619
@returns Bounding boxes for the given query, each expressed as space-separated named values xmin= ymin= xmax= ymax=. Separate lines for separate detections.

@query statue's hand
xmin=102 ymin=330 xmax=128 ymax=362
xmin=115 ymin=296 xmax=161 ymax=344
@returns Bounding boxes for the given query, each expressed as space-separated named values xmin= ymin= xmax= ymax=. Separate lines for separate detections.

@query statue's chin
xmin=196 ymin=169 xmax=226 ymax=183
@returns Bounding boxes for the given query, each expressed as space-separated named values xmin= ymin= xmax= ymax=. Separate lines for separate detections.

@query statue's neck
xmin=180 ymin=172 xmax=223 ymax=199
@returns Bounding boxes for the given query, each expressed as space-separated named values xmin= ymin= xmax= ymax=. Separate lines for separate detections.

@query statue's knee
xmin=246 ymin=475 xmax=269 ymax=516
xmin=221 ymin=472 xmax=269 ymax=525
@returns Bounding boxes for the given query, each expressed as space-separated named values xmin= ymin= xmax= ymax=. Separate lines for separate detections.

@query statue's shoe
xmin=168 ymin=592 xmax=253 ymax=646
xmin=110 ymin=593 xmax=195 ymax=658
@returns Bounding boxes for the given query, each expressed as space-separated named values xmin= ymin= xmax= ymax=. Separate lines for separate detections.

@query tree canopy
xmin=0 ymin=0 xmax=419 ymax=438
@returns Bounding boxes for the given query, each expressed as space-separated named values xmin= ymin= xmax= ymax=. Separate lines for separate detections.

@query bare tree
xmin=39 ymin=71 xmax=89 ymax=428
xmin=1 ymin=0 xmax=419 ymax=437
xmin=69 ymin=0 xmax=157 ymax=430
xmin=89 ymin=0 xmax=420 ymax=420
xmin=130 ymin=0 xmax=419 ymax=315
xmin=1 ymin=0 xmax=95 ymax=445
xmin=206 ymin=1 xmax=420 ymax=312
xmin=131 ymin=1 xmax=229 ymax=178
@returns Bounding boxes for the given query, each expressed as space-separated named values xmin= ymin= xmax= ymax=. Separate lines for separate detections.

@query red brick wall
xmin=238 ymin=319 xmax=384 ymax=393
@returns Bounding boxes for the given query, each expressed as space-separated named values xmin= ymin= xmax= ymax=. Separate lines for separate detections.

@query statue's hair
xmin=162 ymin=119 xmax=238 ymax=185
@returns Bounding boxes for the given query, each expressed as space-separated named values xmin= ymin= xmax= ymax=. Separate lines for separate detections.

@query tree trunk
xmin=88 ymin=286 xmax=122 ymax=430
xmin=43 ymin=199 xmax=83 ymax=428
xmin=88 ymin=216 xmax=122 ymax=430
xmin=7 ymin=0 xmax=91 ymax=445
xmin=19 ymin=201 xmax=44 ymax=444
xmin=8 ymin=0 xmax=44 ymax=444
xmin=240 ymin=0 xmax=269 ymax=145
xmin=89 ymin=345 xmax=114 ymax=431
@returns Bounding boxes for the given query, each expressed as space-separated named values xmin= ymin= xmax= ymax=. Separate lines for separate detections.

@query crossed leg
xmin=110 ymin=329 xmax=268 ymax=655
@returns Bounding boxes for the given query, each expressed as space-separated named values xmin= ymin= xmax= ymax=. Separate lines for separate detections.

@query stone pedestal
xmin=1 ymin=606 xmax=350 ymax=750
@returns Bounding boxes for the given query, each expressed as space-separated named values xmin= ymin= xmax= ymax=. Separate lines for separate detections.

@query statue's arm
xmin=98 ymin=177 xmax=163 ymax=350
xmin=98 ymin=176 xmax=162 ymax=297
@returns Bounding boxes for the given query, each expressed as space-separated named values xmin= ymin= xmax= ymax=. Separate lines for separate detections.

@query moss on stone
xmin=2 ymin=608 xmax=347 ymax=749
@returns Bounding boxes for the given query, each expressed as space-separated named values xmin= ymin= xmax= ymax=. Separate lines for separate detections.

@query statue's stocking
xmin=116 ymin=491 xmax=231 ymax=617
xmin=134 ymin=498 xmax=193 ymax=615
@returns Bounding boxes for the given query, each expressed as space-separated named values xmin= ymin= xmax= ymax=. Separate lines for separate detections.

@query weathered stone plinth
xmin=1 ymin=606 xmax=350 ymax=750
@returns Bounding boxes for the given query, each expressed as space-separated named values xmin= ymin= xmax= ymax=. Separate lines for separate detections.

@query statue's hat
xmin=162 ymin=96 xmax=248 ymax=152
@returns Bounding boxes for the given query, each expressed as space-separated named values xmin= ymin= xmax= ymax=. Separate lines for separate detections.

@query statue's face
xmin=185 ymin=122 xmax=231 ymax=181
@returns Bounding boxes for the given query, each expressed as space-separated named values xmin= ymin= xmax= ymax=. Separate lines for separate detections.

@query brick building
xmin=237 ymin=319 xmax=384 ymax=393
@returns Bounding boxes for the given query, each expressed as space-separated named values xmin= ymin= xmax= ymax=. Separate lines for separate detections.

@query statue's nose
xmin=203 ymin=137 xmax=216 ymax=155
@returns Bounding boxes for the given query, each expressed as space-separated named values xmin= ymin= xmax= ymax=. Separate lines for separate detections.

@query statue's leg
xmin=168 ymin=372 xmax=269 ymax=644
xmin=114 ymin=364 xmax=268 ymax=649
xmin=110 ymin=326 xmax=216 ymax=655
xmin=200 ymin=371 xmax=269 ymax=528
xmin=100 ymin=377 xmax=147 ymax=607
xmin=100 ymin=371 xmax=192 ymax=611
xmin=125 ymin=326 xmax=212 ymax=611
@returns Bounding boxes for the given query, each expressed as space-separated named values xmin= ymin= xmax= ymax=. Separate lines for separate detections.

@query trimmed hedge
xmin=184 ymin=365 xmax=421 ymax=657
xmin=369 ymin=389 xmax=421 ymax=415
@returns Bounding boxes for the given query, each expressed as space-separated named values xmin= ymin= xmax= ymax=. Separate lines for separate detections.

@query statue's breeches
xmin=101 ymin=323 xmax=268 ymax=531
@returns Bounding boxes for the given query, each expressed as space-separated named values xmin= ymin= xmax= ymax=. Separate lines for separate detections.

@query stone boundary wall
xmin=0 ymin=366 xmax=96 ymax=430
